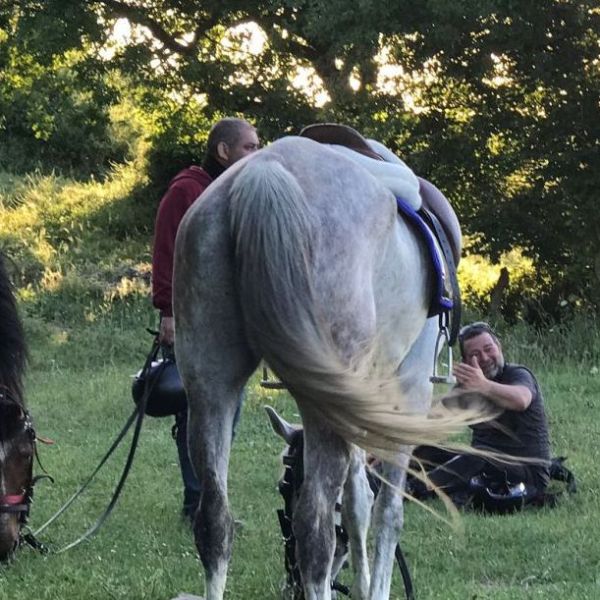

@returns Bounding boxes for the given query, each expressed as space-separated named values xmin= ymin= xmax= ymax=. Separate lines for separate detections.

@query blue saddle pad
xmin=396 ymin=197 xmax=453 ymax=316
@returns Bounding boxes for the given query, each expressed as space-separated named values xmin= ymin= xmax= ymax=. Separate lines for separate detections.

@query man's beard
xmin=483 ymin=358 xmax=504 ymax=380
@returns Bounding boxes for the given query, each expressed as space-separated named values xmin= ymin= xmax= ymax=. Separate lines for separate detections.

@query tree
xmin=2 ymin=0 xmax=599 ymax=315
xmin=0 ymin=1 xmax=128 ymax=176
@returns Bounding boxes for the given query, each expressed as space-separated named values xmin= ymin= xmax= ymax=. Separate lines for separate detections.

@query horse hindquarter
xmin=174 ymin=137 xmax=437 ymax=600
xmin=173 ymin=170 xmax=259 ymax=600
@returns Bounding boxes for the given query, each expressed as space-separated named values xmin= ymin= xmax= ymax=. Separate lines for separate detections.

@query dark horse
xmin=0 ymin=253 xmax=34 ymax=561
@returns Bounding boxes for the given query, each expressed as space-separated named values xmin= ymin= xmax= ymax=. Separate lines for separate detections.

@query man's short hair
xmin=458 ymin=321 xmax=500 ymax=357
xmin=205 ymin=117 xmax=255 ymax=159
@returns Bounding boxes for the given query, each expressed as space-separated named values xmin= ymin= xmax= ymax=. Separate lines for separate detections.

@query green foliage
xmin=1 ymin=0 xmax=599 ymax=317
xmin=143 ymin=97 xmax=214 ymax=195
xmin=458 ymin=237 xmax=549 ymax=322
xmin=0 ymin=164 xmax=153 ymax=325
xmin=0 ymin=3 xmax=146 ymax=178
xmin=395 ymin=1 xmax=600 ymax=315
xmin=0 ymin=47 xmax=127 ymax=177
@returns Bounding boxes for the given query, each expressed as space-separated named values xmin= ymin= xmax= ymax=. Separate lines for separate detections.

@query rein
xmin=29 ymin=406 xmax=141 ymax=553
xmin=20 ymin=335 xmax=160 ymax=555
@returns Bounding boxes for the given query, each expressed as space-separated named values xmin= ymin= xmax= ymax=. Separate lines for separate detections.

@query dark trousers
xmin=174 ymin=394 xmax=244 ymax=515
xmin=411 ymin=446 xmax=541 ymax=496
xmin=175 ymin=411 xmax=202 ymax=514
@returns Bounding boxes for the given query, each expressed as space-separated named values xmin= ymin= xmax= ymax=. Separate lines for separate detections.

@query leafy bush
xmin=143 ymin=97 xmax=214 ymax=197
xmin=0 ymin=162 xmax=153 ymax=327
xmin=0 ymin=63 xmax=129 ymax=179
xmin=458 ymin=238 xmax=545 ymax=323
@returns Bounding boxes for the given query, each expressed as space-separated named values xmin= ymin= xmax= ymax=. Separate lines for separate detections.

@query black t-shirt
xmin=470 ymin=363 xmax=551 ymax=485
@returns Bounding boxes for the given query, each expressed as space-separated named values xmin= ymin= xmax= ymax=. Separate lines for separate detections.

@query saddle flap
xmin=418 ymin=177 xmax=462 ymax=266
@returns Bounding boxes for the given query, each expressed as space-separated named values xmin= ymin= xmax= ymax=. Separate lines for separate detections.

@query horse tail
xmin=0 ymin=253 xmax=27 ymax=404
xmin=229 ymin=157 xmax=495 ymax=458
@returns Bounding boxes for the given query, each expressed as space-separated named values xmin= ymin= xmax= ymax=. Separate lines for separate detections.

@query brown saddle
xmin=299 ymin=123 xmax=461 ymax=265
xmin=299 ymin=123 xmax=384 ymax=161
xmin=418 ymin=178 xmax=461 ymax=266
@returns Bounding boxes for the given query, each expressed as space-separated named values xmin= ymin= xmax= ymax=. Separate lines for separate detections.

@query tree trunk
xmin=488 ymin=267 xmax=509 ymax=317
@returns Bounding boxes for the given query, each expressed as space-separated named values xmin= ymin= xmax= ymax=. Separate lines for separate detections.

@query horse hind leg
xmin=369 ymin=454 xmax=410 ymax=599
xmin=187 ymin=390 xmax=240 ymax=599
xmin=340 ymin=447 xmax=373 ymax=599
xmin=175 ymin=279 xmax=258 ymax=599
xmin=294 ymin=411 xmax=351 ymax=600
xmin=369 ymin=318 xmax=438 ymax=599
xmin=173 ymin=182 xmax=267 ymax=599
xmin=182 ymin=343 xmax=256 ymax=600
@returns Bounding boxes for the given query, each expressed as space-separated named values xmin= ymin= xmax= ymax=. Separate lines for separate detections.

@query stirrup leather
xmin=260 ymin=363 xmax=286 ymax=389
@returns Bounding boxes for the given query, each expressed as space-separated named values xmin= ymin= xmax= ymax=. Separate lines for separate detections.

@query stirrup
xmin=430 ymin=313 xmax=456 ymax=385
xmin=260 ymin=364 xmax=286 ymax=389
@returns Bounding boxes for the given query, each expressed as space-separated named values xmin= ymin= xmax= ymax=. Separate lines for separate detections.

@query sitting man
xmin=411 ymin=321 xmax=551 ymax=507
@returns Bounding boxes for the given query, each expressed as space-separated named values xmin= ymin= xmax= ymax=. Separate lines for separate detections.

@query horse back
xmin=175 ymin=137 xmax=430 ymax=365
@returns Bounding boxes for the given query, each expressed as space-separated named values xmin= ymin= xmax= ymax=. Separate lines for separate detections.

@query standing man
xmin=411 ymin=322 xmax=551 ymax=506
xmin=152 ymin=117 xmax=260 ymax=520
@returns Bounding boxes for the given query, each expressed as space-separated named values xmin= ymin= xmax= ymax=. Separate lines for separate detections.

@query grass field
xmin=1 ymin=168 xmax=599 ymax=598
xmin=0 ymin=310 xmax=599 ymax=600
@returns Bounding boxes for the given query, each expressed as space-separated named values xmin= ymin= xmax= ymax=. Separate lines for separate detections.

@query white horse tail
xmin=229 ymin=157 xmax=495 ymax=458
xmin=229 ymin=156 xmax=322 ymax=365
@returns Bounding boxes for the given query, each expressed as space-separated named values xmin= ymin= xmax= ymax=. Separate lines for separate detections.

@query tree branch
xmin=252 ymin=14 xmax=321 ymax=63
xmin=90 ymin=0 xmax=204 ymax=57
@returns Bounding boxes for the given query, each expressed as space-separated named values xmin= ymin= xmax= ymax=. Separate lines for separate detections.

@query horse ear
xmin=264 ymin=405 xmax=301 ymax=444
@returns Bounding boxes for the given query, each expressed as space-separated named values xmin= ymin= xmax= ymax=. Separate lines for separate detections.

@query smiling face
xmin=461 ymin=331 xmax=505 ymax=380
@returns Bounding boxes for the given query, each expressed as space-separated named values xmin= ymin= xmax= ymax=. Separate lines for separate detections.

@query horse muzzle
xmin=0 ymin=494 xmax=27 ymax=561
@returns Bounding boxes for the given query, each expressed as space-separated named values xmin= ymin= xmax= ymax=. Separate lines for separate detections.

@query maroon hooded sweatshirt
xmin=151 ymin=166 xmax=213 ymax=317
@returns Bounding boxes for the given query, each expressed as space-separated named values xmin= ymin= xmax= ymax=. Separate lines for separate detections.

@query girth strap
xmin=396 ymin=197 xmax=460 ymax=331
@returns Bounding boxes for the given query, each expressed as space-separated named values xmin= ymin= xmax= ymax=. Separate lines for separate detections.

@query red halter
xmin=0 ymin=494 xmax=26 ymax=506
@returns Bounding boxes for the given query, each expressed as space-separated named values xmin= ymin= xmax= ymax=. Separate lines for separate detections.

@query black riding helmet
xmin=469 ymin=474 xmax=535 ymax=514
xmin=132 ymin=351 xmax=187 ymax=417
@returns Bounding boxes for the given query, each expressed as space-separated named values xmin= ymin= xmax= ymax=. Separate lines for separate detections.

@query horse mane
xmin=0 ymin=252 xmax=27 ymax=406
xmin=0 ymin=394 xmax=27 ymax=440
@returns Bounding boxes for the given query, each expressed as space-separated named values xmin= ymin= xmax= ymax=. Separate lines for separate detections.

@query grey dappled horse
xmin=173 ymin=136 xmax=481 ymax=600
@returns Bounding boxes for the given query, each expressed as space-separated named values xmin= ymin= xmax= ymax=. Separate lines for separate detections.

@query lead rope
xmin=30 ymin=337 xmax=162 ymax=553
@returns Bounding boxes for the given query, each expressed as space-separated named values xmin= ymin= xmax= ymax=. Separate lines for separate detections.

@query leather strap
xmin=419 ymin=207 xmax=462 ymax=346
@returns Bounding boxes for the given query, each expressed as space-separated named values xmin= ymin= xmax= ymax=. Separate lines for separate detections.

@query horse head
xmin=0 ymin=394 xmax=35 ymax=561
xmin=265 ymin=406 xmax=352 ymax=596
xmin=265 ymin=405 xmax=305 ymax=505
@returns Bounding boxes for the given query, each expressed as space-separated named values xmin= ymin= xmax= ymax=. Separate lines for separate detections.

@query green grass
xmin=1 ymin=168 xmax=599 ymax=598
xmin=0 ymin=311 xmax=598 ymax=599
